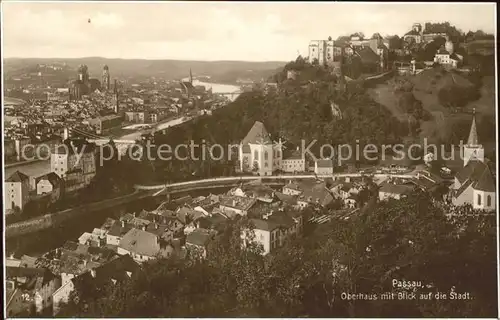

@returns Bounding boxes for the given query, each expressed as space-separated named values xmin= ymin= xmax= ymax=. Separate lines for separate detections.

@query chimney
xmin=133 ymin=212 xmax=136 ymax=218
xmin=63 ymin=127 xmax=69 ymax=140
xmin=83 ymin=260 xmax=88 ymax=267
xmin=155 ymin=223 xmax=159 ymax=230
xmin=90 ymin=269 xmax=96 ymax=278
xmin=142 ymin=225 xmax=146 ymax=231
xmin=121 ymin=220 xmax=125 ymax=228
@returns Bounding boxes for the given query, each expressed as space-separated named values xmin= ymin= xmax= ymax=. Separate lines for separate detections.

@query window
xmin=254 ymin=150 xmax=258 ymax=160
xmin=487 ymin=195 xmax=492 ymax=207
xmin=477 ymin=194 xmax=482 ymax=206
xmin=264 ymin=151 xmax=268 ymax=160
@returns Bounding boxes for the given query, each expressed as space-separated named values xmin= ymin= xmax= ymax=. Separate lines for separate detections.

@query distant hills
xmin=3 ymin=57 xmax=287 ymax=83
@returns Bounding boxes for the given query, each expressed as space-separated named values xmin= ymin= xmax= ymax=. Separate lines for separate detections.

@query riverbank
xmin=5 ymin=190 xmax=152 ymax=239
xmin=5 ymin=159 xmax=51 ymax=179
xmin=4 ymin=158 xmax=45 ymax=168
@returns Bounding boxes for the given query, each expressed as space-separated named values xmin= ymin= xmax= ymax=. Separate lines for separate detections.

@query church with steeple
xmin=451 ymin=109 xmax=495 ymax=211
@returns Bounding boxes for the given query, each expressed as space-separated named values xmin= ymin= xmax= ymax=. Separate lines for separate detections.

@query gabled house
xmin=117 ymin=228 xmax=172 ymax=263
xmin=380 ymin=153 xmax=413 ymax=172
xmin=6 ymin=266 xmax=61 ymax=316
xmin=36 ymin=172 xmax=62 ymax=202
xmin=219 ymin=195 xmax=257 ymax=217
xmin=52 ymin=255 xmax=140 ymax=315
xmin=185 ymin=228 xmax=216 ymax=259
xmin=228 ymin=181 xmax=275 ymax=203
xmin=315 ymin=159 xmax=334 ymax=175
xmin=106 ymin=220 xmax=133 ymax=246
xmin=282 ymin=181 xmax=302 ymax=196
xmin=411 ymin=170 xmax=444 ymax=193
xmin=434 ymin=47 xmax=461 ymax=69
xmin=274 ymin=191 xmax=299 ymax=209
xmin=242 ymin=210 xmax=303 ymax=255
xmin=281 ymin=148 xmax=306 ymax=173
xmin=5 ymin=170 xmax=30 ymax=212
xmin=282 ymin=180 xmax=334 ymax=208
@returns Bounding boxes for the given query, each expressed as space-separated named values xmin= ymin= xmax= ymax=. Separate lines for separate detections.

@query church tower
xmin=102 ymin=65 xmax=110 ymax=91
xmin=462 ymin=108 xmax=484 ymax=166
xmin=113 ymin=79 xmax=119 ymax=114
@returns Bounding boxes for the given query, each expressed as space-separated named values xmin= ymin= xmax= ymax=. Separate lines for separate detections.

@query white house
xmin=315 ymin=159 xmax=334 ymax=175
xmin=50 ymin=140 xmax=97 ymax=188
xmin=218 ymin=195 xmax=256 ymax=217
xmin=434 ymin=46 xmax=461 ymax=69
xmin=5 ymin=170 xmax=30 ymax=212
xmin=117 ymin=228 xmax=171 ymax=263
xmin=36 ymin=172 xmax=62 ymax=203
xmin=243 ymin=212 xmax=302 ymax=255
xmin=51 ymin=280 xmax=75 ymax=315
xmin=106 ymin=220 xmax=132 ymax=246
xmin=282 ymin=181 xmax=303 ymax=196
xmin=281 ymin=148 xmax=306 ymax=173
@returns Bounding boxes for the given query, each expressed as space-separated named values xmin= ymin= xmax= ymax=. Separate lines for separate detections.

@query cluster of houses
xmin=5 ymin=243 xmax=139 ymax=317
xmin=5 ymin=157 xmax=461 ymax=317
xmin=4 ymin=139 xmax=98 ymax=214
xmin=4 ymin=67 xmax=232 ymax=163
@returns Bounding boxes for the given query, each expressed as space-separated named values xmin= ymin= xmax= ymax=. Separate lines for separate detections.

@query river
xmin=185 ymin=79 xmax=241 ymax=101
xmin=5 ymin=159 xmax=51 ymax=180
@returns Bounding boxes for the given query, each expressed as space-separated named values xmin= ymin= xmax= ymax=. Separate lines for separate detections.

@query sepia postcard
xmin=1 ymin=1 xmax=498 ymax=318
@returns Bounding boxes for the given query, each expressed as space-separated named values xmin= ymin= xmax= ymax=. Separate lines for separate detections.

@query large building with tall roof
xmin=239 ymin=121 xmax=283 ymax=176
xmin=451 ymin=111 xmax=495 ymax=210
xmin=4 ymin=170 xmax=31 ymax=212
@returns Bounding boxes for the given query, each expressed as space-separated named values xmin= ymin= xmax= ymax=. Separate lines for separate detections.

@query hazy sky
xmin=2 ymin=1 xmax=496 ymax=61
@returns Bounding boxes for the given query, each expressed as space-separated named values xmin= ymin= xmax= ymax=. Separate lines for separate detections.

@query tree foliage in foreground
xmin=58 ymin=194 xmax=497 ymax=318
